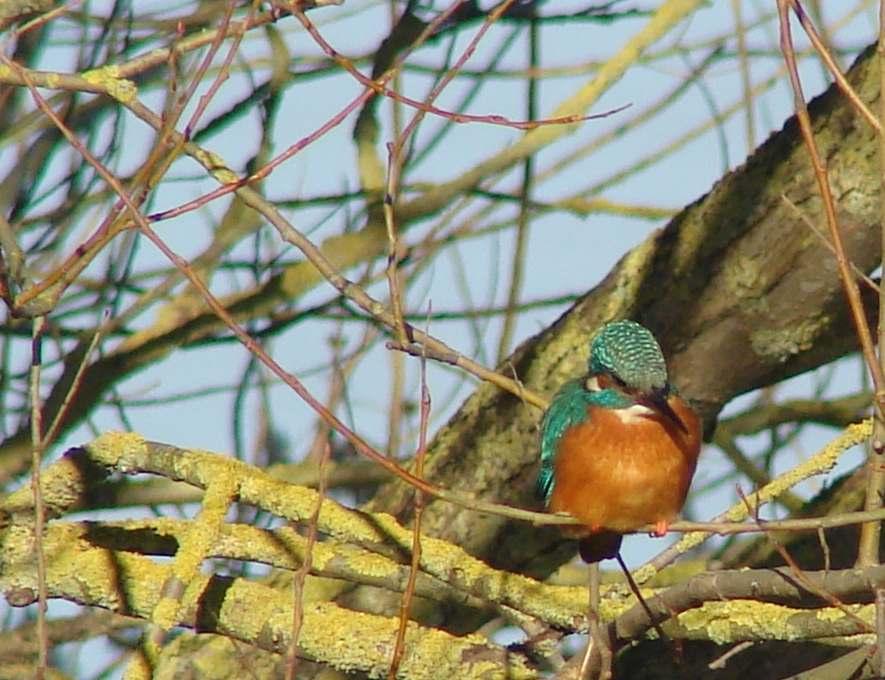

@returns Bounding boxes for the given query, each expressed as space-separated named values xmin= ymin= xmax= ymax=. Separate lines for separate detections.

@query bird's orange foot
xmin=650 ymin=520 xmax=669 ymax=538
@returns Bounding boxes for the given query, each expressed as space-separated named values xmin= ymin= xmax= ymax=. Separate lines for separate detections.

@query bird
xmin=537 ymin=319 xmax=702 ymax=563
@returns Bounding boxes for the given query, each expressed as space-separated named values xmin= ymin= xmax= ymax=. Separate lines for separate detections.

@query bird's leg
xmin=650 ymin=520 xmax=669 ymax=538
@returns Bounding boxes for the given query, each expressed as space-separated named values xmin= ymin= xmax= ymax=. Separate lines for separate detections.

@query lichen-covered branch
xmin=0 ymin=524 xmax=534 ymax=679
xmin=4 ymin=430 xmax=885 ymax=659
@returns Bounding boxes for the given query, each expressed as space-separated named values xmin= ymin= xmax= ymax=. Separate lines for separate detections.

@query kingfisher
xmin=537 ymin=320 xmax=702 ymax=562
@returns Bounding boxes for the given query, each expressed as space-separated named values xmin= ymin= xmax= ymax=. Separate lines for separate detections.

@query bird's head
xmin=587 ymin=320 xmax=687 ymax=433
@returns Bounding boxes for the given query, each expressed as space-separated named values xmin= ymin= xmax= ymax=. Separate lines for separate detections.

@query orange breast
xmin=548 ymin=396 xmax=701 ymax=534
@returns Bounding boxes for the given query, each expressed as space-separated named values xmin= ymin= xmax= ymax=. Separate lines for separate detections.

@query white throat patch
xmin=586 ymin=376 xmax=655 ymax=422
xmin=614 ymin=403 xmax=655 ymax=423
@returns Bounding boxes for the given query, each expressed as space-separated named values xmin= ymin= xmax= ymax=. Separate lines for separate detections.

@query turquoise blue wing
xmin=536 ymin=379 xmax=596 ymax=504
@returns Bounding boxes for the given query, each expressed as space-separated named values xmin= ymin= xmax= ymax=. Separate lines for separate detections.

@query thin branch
xmin=610 ymin=563 xmax=885 ymax=646
xmin=579 ymin=563 xmax=610 ymax=680
xmin=737 ymin=487 xmax=871 ymax=633
xmin=287 ymin=440 xmax=329 ymax=680
xmin=41 ymin=310 xmax=108 ymax=447
xmin=497 ymin=12 xmax=538 ymax=364
xmin=777 ymin=0 xmax=883 ymax=570
xmin=292 ymin=0 xmax=622 ymax=133
xmin=731 ymin=0 xmax=756 ymax=152
xmin=788 ymin=0 xmax=879 ymax=132
xmin=28 ymin=316 xmax=48 ymax=680
xmin=777 ymin=1 xmax=884 ymax=402
xmin=7 ymin=54 xmax=550 ymax=517
xmin=870 ymin=1 xmax=885 ymax=668
xmin=383 ymin=142 xmax=409 ymax=346
xmin=389 ymin=327 xmax=432 ymax=678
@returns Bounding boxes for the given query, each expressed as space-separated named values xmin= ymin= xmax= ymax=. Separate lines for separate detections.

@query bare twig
xmin=788 ymin=0 xmax=879 ymax=132
xmin=778 ymin=0 xmax=884 ymax=572
xmin=497 ymin=12 xmax=538 ymax=363
xmin=737 ymin=487 xmax=872 ymax=634
xmin=580 ymin=563 xmax=609 ymax=680
xmin=28 ymin=316 xmax=48 ymax=680
xmin=292 ymin=0 xmax=621 ymax=133
xmin=637 ymin=420 xmax=873 ymax=582
xmin=708 ymin=641 xmax=755 ymax=670
xmin=778 ymin=0 xmax=883 ymax=406
xmin=731 ymin=0 xmax=756 ymax=152
xmin=869 ymin=2 xmax=885 ymax=669
xmin=615 ymin=553 xmax=674 ymax=658
xmin=389 ymin=322 xmax=432 ymax=678
xmin=6 ymin=53 xmax=550 ymax=520
xmin=383 ymin=142 xmax=409 ymax=346
xmin=286 ymin=441 xmax=329 ymax=680
xmin=41 ymin=310 xmax=108 ymax=447
xmin=781 ymin=194 xmax=880 ymax=293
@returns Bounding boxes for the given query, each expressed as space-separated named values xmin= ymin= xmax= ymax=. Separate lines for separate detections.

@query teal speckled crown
xmin=588 ymin=320 xmax=668 ymax=393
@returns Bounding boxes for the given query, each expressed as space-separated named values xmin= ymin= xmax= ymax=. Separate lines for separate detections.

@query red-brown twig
xmin=7 ymin=2 xmax=241 ymax=313
xmin=145 ymin=83 xmax=377 ymax=223
xmin=292 ymin=0 xmax=624 ymax=133
xmin=16 ymin=40 xmax=885 ymax=542
xmin=786 ymin=0 xmax=879 ymax=132
xmin=29 ymin=317 xmax=49 ymax=680
xmin=388 ymin=323 xmax=432 ymax=678
xmin=777 ymin=0 xmax=883 ymax=406
xmin=778 ymin=0 xmax=885 ymax=572
xmin=872 ymin=2 xmax=885 ymax=671
xmin=149 ymin=0 xmax=472 ymax=226
xmin=286 ymin=441 xmax=329 ymax=680
xmin=179 ymin=1 xmax=245 ymax=139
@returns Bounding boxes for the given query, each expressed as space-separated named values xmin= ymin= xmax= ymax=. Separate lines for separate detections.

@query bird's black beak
xmin=639 ymin=388 xmax=688 ymax=434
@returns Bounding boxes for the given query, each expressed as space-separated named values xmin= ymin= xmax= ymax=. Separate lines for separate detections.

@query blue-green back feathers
xmin=536 ymin=379 xmax=631 ymax=503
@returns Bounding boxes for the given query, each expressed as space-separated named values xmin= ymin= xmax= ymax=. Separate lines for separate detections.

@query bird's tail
xmin=578 ymin=532 xmax=622 ymax=563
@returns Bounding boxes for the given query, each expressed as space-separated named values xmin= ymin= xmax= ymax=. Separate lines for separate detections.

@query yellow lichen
xmin=299 ymin=601 xmax=533 ymax=678
xmin=724 ymin=255 xmax=764 ymax=299
xmin=815 ymin=606 xmax=848 ymax=623
xmin=192 ymin=148 xmax=239 ymax=184
xmin=151 ymin=472 xmax=239 ymax=628
xmin=82 ymin=67 xmax=137 ymax=103
xmin=342 ymin=551 xmax=400 ymax=579
xmin=751 ymin=320 xmax=821 ymax=363
xmin=88 ymin=431 xmax=148 ymax=471
xmin=679 ymin=600 xmax=792 ymax=644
